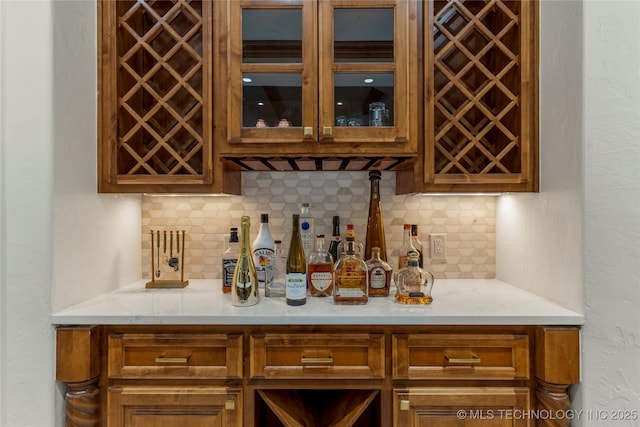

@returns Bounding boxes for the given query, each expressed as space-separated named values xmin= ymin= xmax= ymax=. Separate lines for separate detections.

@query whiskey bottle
xmin=308 ymin=234 xmax=334 ymax=297
xmin=231 ymin=216 xmax=259 ymax=306
xmin=393 ymin=252 xmax=434 ymax=305
xmin=398 ymin=224 xmax=419 ymax=269
xmin=266 ymin=240 xmax=286 ymax=297
xmin=365 ymin=247 xmax=392 ymax=297
xmin=327 ymin=215 xmax=341 ymax=263
xmin=411 ymin=224 xmax=424 ymax=268
xmin=222 ymin=227 xmax=239 ymax=293
xmin=252 ymin=213 xmax=275 ymax=288
xmin=364 ymin=170 xmax=388 ymax=262
xmin=334 ymin=225 xmax=368 ymax=305
xmin=286 ymin=214 xmax=307 ymax=306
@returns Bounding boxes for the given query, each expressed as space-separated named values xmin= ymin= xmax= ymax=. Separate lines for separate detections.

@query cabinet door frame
xmin=422 ymin=0 xmax=539 ymax=193
xmin=98 ymin=0 xmax=222 ymax=193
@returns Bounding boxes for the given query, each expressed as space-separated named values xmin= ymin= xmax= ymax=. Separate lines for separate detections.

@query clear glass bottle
xmin=231 ymin=216 xmax=259 ymax=306
xmin=308 ymin=234 xmax=334 ymax=297
xmin=299 ymin=203 xmax=314 ymax=261
xmin=327 ymin=215 xmax=341 ymax=264
xmin=411 ymin=224 xmax=424 ymax=268
xmin=334 ymin=227 xmax=368 ymax=305
xmin=266 ymin=240 xmax=286 ymax=297
xmin=286 ymin=214 xmax=308 ymax=306
xmin=365 ymin=247 xmax=392 ymax=297
xmin=222 ymin=227 xmax=240 ymax=293
xmin=393 ymin=252 xmax=434 ymax=305
xmin=252 ymin=213 xmax=275 ymax=288
xmin=364 ymin=170 xmax=388 ymax=262
xmin=398 ymin=223 xmax=419 ymax=269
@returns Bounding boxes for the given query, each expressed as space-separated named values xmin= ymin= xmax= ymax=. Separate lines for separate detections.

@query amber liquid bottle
xmin=334 ymin=225 xmax=368 ymax=305
xmin=286 ymin=214 xmax=307 ymax=306
xmin=308 ymin=234 xmax=334 ymax=297
xmin=364 ymin=170 xmax=387 ymax=262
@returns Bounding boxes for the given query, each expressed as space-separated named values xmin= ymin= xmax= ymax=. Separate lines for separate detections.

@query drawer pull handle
xmin=444 ymin=353 xmax=481 ymax=364
xmin=300 ymin=356 xmax=333 ymax=364
xmin=155 ymin=356 xmax=190 ymax=364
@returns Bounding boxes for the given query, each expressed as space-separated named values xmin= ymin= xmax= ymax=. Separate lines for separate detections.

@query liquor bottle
xmin=222 ymin=227 xmax=239 ymax=293
xmin=286 ymin=214 xmax=307 ymax=306
xmin=252 ymin=213 xmax=275 ymax=288
xmin=337 ymin=223 xmax=364 ymax=259
xmin=299 ymin=203 xmax=314 ymax=261
xmin=393 ymin=252 xmax=434 ymax=305
xmin=266 ymin=240 xmax=286 ymax=297
xmin=364 ymin=170 xmax=388 ymax=262
xmin=411 ymin=224 xmax=424 ymax=268
xmin=365 ymin=247 xmax=392 ymax=297
xmin=334 ymin=225 xmax=368 ymax=305
xmin=398 ymin=224 xmax=419 ymax=269
xmin=308 ymin=234 xmax=334 ymax=297
xmin=327 ymin=215 xmax=341 ymax=263
xmin=231 ymin=216 xmax=259 ymax=306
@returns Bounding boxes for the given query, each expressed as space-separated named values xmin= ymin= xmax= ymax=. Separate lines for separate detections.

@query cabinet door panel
xmin=394 ymin=387 xmax=530 ymax=427
xmin=107 ymin=386 xmax=241 ymax=427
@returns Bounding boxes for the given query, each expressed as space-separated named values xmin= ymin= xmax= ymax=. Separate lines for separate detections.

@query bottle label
xmin=301 ymin=221 xmax=311 ymax=231
xmin=338 ymin=288 xmax=364 ymax=297
xmin=286 ymin=273 xmax=307 ymax=300
xmin=222 ymin=259 xmax=237 ymax=288
xmin=310 ymin=271 xmax=333 ymax=292
xmin=370 ymin=267 xmax=387 ymax=289
xmin=253 ymin=248 xmax=274 ymax=285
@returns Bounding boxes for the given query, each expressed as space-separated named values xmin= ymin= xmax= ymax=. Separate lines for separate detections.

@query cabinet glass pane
xmin=243 ymin=73 xmax=302 ymax=128
xmin=334 ymin=73 xmax=394 ymax=127
xmin=242 ymin=9 xmax=302 ymax=63
xmin=334 ymin=8 xmax=394 ymax=63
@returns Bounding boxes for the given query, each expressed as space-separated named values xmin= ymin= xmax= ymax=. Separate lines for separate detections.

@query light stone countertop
xmin=50 ymin=279 xmax=584 ymax=326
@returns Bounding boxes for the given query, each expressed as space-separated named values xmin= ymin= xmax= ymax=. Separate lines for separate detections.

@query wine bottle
xmin=327 ymin=215 xmax=341 ymax=263
xmin=231 ymin=216 xmax=259 ymax=306
xmin=308 ymin=234 xmax=334 ymax=297
xmin=286 ymin=214 xmax=307 ymax=306
xmin=252 ymin=213 xmax=275 ymax=288
xmin=222 ymin=227 xmax=239 ymax=293
xmin=364 ymin=170 xmax=388 ymax=262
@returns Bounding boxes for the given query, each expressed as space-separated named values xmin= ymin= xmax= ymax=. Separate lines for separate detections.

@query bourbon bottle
xmin=333 ymin=225 xmax=368 ymax=305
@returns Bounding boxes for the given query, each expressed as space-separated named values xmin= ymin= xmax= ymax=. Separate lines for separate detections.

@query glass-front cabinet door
xmin=222 ymin=0 xmax=417 ymax=156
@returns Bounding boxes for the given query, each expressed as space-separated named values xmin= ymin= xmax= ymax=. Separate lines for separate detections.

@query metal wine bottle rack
xmin=146 ymin=229 xmax=189 ymax=289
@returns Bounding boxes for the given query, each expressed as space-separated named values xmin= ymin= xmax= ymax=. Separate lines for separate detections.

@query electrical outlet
xmin=430 ymin=233 xmax=446 ymax=263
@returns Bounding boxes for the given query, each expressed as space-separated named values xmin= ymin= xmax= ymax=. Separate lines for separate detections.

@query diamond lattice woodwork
xmin=424 ymin=0 xmax=537 ymax=190
xmin=117 ymin=0 xmax=205 ymax=177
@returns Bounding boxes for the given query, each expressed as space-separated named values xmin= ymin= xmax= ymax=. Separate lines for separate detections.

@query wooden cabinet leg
xmin=64 ymin=377 xmax=100 ymax=427
xmin=535 ymin=380 xmax=572 ymax=427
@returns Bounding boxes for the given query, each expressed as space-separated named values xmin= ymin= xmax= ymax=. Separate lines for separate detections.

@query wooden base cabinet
xmin=56 ymin=325 xmax=579 ymax=427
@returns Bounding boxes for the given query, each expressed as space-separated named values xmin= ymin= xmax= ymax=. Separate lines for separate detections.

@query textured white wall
xmin=1 ymin=1 xmax=142 ymax=426
xmin=581 ymin=1 xmax=640 ymax=425
xmin=497 ymin=0 xmax=584 ymax=313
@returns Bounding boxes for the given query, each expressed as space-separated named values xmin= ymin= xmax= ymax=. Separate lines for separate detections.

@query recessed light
xmin=364 ymin=78 xmax=374 ymax=84
xmin=336 ymin=101 xmax=344 ymax=106
xmin=242 ymin=77 xmax=252 ymax=83
xmin=257 ymin=102 xmax=264 ymax=106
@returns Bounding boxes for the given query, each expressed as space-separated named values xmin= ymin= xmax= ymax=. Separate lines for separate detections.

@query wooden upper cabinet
xmin=399 ymin=0 xmax=538 ymax=194
xmin=98 ymin=0 xmax=239 ymax=193
xmin=219 ymin=0 xmax=419 ymax=171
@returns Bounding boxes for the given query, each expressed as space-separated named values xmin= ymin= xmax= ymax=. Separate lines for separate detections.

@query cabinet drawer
xmin=392 ymin=334 xmax=529 ymax=380
xmin=108 ymin=332 xmax=242 ymax=379
xmin=250 ymin=333 xmax=385 ymax=379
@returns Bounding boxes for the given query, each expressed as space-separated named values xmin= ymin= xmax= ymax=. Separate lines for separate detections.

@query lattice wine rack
xmin=100 ymin=0 xmax=213 ymax=190
xmin=426 ymin=0 xmax=537 ymax=189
